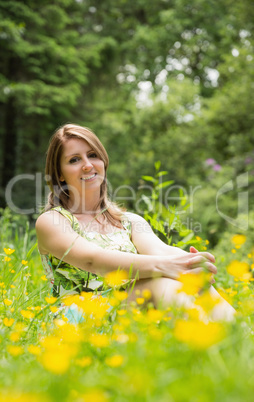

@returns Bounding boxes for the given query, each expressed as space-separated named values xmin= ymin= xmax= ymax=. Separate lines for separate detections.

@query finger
xmin=187 ymin=255 xmax=207 ymax=266
xmin=198 ymin=252 xmax=215 ymax=263
xmin=204 ymin=262 xmax=217 ymax=275
xmin=185 ymin=268 xmax=204 ymax=275
xmin=190 ymin=246 xmax=198 ymax=253
xmin=187 ymin=258 xmax=217 ymax=274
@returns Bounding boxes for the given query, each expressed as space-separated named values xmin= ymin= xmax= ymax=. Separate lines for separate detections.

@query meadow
xmin=0 ymin=206 xmax=254 ymax=402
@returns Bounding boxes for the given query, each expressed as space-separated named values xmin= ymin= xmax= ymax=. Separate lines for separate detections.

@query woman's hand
xmin=158 ymin=249 xmax=217 ymax=283
xmin=189 ymin=245 xmax=216 ymax=283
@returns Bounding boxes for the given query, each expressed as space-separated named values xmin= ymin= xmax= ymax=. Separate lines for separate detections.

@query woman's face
xmin=59 ymin=138 xmax=105 ymax=194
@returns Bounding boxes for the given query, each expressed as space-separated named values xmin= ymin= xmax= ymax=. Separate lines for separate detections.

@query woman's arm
xmin=128 ymin=213 xmax=214 ymax=259
xmin=36 ymin=211 xmax=216 ymax=280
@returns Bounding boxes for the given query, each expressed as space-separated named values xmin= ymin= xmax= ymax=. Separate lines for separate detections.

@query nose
xmin=82 ymin=157 xmax=93 ymax=171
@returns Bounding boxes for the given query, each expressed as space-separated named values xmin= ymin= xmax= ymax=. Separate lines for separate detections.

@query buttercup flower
xmin=41 ymin=275 xmax=47 ymax=281
xmin=89 ymin=334 xmax=110 ymax=348
xmin=174 ymin=319 xmax=226 ymax=349
xmin=27 ymin=345 xmax=41 ymax=356
xmin=3 ymin=299 xmax=12 ymax=306
xmin=3 ymin=317 xmax=14 ymax=327
xmin=7 ymin=345 xmax=24 ymax=356
xmin=105 ymin=354 xmax=124 ymax=367
xmin=45 ymin=296 xmax=57 ymax=304
xmin=76 ymin=356 xmax=92 ymax=367
xmin=104 ymin=270 xmax=128 ymax=287
xmin=20 ymin=310 xmax=35 ymax=319
xmin=227 ymin=260 xmax=251 ymax=281
xmin=178 ymin=271 xmax=208 ymax=295
xmin=231 ymin=235 xmax=247 ymax=248
xmin=4 ymin=248 xmax=15 ymax=255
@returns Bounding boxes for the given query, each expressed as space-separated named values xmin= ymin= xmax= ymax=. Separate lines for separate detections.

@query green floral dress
xmin=40 ymin=206 xmax=137 ymax=297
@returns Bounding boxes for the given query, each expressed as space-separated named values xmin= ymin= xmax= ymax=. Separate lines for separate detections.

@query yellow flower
xmin=20 ymin=310 xmax=35 ymax=319
xmin=27 ymin=345 xmax=41 ymax=356
xmin=112 ymin=290 xmax=128 ymax=301
xmin=81 ymin=389 xmax=109 ymax=402
xmin=231 ymin=249 xmax=236 ymax=254
xmin=41 ymin=351 xmax=71 ymax=374
xmin=41 ymin=275 xmax=47 ymax=281
xmin=174 ymin=319 xmax=226 ymax=349
xmin=76 ymin=356 xmax=92 ymax=367
xmin=105 ymin=354 xmax=124 ymax=367
xmin=195 ymin=236 xmax=201 ymax=241
xmin=136 ymin=297 xmax=145 ymax=305
xmin=90 ymin=334 xmax=110 ymax=348
xmin=178 ymin=271 xmax=207 ymax=295
xmin=117 ymin=317 xmax=130 ymax=327
xmin=142 ymin=289 xmax=152 ymax=300
xmin=21 ymin=260 xmax=28 ymax=265
xmin=147 ymin=308 xmax=164 ymax=323
xmin=117 ymin=309 xmax=127 ymax=316
xmin=194 ymin=290 xmax=220 ymax=313
xmin=10 ymin=269 xmax=15 ymax=273
xmin=4 ymin=248 xmax=15 ymax=255
xmin=57 ymin=323 xmax=83 ymax=344
xmin=3 ymin=298 xmax=12 ymax=306
xmin=231 ymin=234 xmax=246 ymax=247
xmin=45 ymin=296 xmax=57 ymax=304
xmin=216 ymin=288 xmax=233 ymax=304
xmin=3 ymin=317 xmax=14 ymax=327
xmin=14 ymin=322 xmax=26 ymax=332
xmin=227 ymin=260 xmax=251 ymax=281
xmin=7 ymin=345 xmax=24 ymax=356
xmin=104 ymin=270 xmax=128 ymax=287
xmin=9 ymin=332 xmax=20 ymax=342
xmin=0 ymin=282 xmax=5 ymax=288
xmin=10 ymin=285 xmax=15 ymax=288
xmin=50 ymin=306 xmax=59 ymax=313
xmin=4 ymin=256 xmax=11 ymax=262
xmin=205 ymin=240 xmax=210 ymax=245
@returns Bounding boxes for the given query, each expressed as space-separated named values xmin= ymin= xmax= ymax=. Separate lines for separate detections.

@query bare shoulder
xmin=36 ymin=210 xmax=71 ymax=235
xmin=124 ymin=212 xmax=153 ymax=233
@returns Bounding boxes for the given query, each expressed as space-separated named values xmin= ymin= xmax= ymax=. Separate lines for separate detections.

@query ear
xmin=59 ymin=175 xmax=64 ymax=182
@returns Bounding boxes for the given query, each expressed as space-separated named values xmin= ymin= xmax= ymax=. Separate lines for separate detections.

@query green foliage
xmin=0 ymin=0 xmax=253 ymax=250
xmin=138 ymin=162 xmax=202 ymax=249
xmin=0 ymin=208 xmax=254 ymax=401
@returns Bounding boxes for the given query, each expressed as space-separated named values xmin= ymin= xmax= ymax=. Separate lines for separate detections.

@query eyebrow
xmin=64 ymin=149 xmax=94 ymax=159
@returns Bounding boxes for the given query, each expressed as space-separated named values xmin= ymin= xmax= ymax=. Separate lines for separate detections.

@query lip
xmin=80 ymin=173 xmax=97 ymax=182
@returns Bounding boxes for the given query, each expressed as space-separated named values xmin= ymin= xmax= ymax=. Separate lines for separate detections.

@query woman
xmin=36 ymin=124 xmax=235 ymax=320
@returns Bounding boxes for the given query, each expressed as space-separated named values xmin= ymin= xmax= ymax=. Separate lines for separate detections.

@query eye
xmin=88 ymin=152 xmax=98 ymax=158
xmin=69 ymin=156 xmax=80 ymax=164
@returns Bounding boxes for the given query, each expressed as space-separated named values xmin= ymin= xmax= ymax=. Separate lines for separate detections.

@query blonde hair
xmin=44 ymin=123 xmax=125 ymax=227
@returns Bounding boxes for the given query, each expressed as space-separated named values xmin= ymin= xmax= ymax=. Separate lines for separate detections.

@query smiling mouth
xmin=81 ymin=173 xmax=96 ymax=181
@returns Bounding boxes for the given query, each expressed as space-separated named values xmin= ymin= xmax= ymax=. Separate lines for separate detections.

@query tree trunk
xmin=0 ymin=96 xmax=17 ymax=208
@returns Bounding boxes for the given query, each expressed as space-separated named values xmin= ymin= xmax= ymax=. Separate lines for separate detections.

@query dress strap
xmin=51 ymin=206 xmax=82 ymax=235
xmin=121 ymin=213 xmax=132 ymax=238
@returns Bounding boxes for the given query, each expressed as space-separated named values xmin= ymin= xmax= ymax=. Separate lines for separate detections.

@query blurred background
xmin=0 ymin=0 xmax=253 ymax=245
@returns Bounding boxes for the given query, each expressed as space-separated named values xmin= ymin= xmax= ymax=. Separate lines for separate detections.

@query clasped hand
xmin=164 ymin=246 xmax=217 ymax=283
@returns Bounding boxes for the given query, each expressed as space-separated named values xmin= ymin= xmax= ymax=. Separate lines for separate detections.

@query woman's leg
xmin=128 ymin=277 xmax=236 ymax=321
xmin=128 ymin=277 xmax=193 ymax=309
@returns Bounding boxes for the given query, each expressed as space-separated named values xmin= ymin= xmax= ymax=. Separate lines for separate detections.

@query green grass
xmin=0 ymin=208 xmax=254 ymax=402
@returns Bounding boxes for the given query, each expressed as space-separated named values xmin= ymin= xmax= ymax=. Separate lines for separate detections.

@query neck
xmin=68 ymin=189 xmax=101 ymax=215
